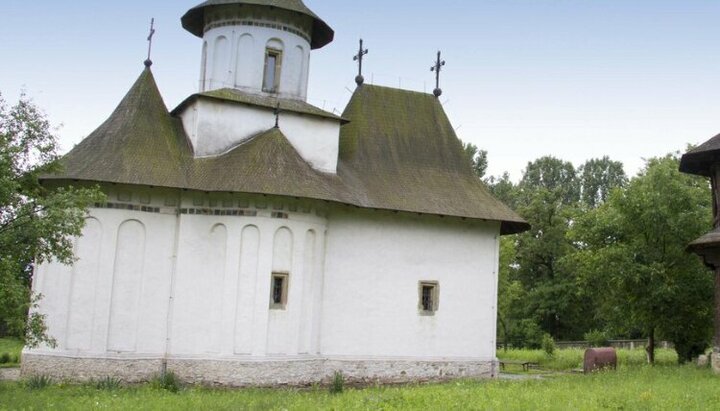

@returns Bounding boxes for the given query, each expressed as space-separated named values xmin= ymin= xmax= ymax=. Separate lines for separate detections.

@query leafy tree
xmin=462 ymin=141 xmax=488 ymax=179
xmin=578 ymin=156 xmax=627 ymax=208
xmin=518 ymin=156 xmax=579 ymax=206
xmin=569 ymin=154 xmax=713 ymax=363
xmin=487 ymin=172 xmax=517 ymax=210
xmin=0 ymin=93 xmax=103 ymax=346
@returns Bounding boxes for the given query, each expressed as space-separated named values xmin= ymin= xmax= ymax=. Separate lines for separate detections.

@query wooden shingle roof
xmin=45 ymin=69 xmax=528 ymax=234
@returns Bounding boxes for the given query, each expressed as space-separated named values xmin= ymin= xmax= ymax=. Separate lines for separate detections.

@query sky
xmin=1 ymin=0 xmax=720 ymax=181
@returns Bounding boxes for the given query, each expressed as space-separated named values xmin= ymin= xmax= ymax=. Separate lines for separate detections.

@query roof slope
xmin=338 ymin=85 xmax=528 ymax=234
xmin=181 ymin=0 xmax=334 ymax=49
xmin=46 ymin=70 xmax=528 ymax=234
xmin=680 ymin=133 xmax=720 ymax=177
xmin=55 ymin=68 xmax=190 ymax=187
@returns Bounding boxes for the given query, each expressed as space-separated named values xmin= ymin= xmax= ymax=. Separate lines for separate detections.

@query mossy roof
xmin=45 ymin=69 xmax=528 ymax=235
xmin=173 ymin=88 xmax=346 ymax=123
xmin=680 ymin=133 xmax=720 ymax=177
xmin=182 ymin=0 xmax=334 ymax=49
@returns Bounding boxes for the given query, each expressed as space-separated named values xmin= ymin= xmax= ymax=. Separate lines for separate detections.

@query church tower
xmin=181 ymin=0 xmax=334 ymax=101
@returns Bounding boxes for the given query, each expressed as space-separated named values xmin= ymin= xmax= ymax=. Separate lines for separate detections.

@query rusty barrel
xmin=584 ymin=347 xmax=617 ymax=374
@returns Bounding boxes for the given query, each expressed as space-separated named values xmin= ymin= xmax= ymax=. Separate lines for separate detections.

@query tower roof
xmin=181 ymin=0 xmax=334 ymax=49
xmin=680 ymin=133 xmax=720 ymax=177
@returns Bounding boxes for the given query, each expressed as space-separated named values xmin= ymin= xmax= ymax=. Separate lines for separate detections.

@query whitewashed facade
xmin=22 ymin=0 xmax=525 ymax=386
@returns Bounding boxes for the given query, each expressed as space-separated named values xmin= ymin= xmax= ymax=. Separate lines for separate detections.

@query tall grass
xmin=499 ymin=347 xmax=678 ymax=370
xmin=0 ymin=338 xmax=23 ymax=368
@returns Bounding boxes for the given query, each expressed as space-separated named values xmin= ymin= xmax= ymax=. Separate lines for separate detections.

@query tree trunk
xmin=498 ymin=317 xmax=509 ymax=351
xmin=646 ymin=328 xmax=655 ymax=365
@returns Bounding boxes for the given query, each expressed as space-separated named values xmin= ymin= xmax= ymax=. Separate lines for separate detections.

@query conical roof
xmin=680 ymin=133 xmax=720 ymax=177
xmin=54 ymin=68 xmax=190 ymax=187
xmin=182 ymin=0 xmax=334 ymax=49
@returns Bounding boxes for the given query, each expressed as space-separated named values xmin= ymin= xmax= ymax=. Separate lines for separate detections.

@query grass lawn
xmin=0 ymin=338 xmax=23 ymax=368
xmin=0 ymin=366 xmax=717 ymax=410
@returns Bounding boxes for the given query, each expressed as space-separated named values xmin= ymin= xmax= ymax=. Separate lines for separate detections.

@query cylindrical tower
xmin=182 ymin=0 xmax=334 ymax=101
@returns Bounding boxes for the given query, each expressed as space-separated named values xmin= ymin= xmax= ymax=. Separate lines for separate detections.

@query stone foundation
xmin=712 ymin=352 xmax=720 ymax=375
xmin=21 ymin=353 xmax=496 ymax=386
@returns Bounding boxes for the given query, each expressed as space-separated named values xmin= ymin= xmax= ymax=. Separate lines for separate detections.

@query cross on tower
xmin=145 ymin=18 xmax=156 ymax=68
xmin=353 ymin=39 xmax=369 ymax=86
xmin=274 ymin=101 xmax=282 ymax=129
xmin=430 ymin=51 xmax=446 ymax=98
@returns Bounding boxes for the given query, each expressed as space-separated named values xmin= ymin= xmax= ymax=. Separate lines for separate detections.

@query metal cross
xmin=353 ymin=39 xmax=369 ymax=85
xmin=144 ymin=18 xmax=156 ymax=68
xmin=430 ymin=51 xmax=446 ymax=97
xmin=274 ymin=101 xmax=282 ymax=128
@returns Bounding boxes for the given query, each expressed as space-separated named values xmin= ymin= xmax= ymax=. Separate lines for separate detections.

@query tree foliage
xmin=0 ymin=93 xmax=104 ymax=346
xmin=462 ymin=141 xmax=488 ymax=179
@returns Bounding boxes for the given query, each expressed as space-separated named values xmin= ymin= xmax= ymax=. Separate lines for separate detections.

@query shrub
xmin=94 ymin=376 xmax=122 ymax=390
xmin=330 ymin=371 xmax=344 ymax=394
xmin=541 ymin=334 xmax=555 ymax=357
xmin=584 ymin=330 xmax=610 ymax=348
xmin=0 ymin=353 xmax=10 ymax=364
xmin=150 ymin=371 xmax=181 ymax=393
xmin=508 ymin=319 xmax=544 ymax=349
xmin=25 ymin=375 xmax=53 ymax=390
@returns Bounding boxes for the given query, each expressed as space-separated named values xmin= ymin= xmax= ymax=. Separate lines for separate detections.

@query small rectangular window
xmin=418 ymin=281 xmax=439 ymax=315
xmin=263 ymin=49 xmax=282 ymax=93
xmin=270 ymin=272 xmax=289 ymax=310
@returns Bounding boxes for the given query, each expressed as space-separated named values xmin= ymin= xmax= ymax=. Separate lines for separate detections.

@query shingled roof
xmin=45 ymin=69 xmax=528 ymax=234
xmin=680 ymin=133 xmax=720 ymax=177
xmin=181 ymin=0 xmax=334 ymax=49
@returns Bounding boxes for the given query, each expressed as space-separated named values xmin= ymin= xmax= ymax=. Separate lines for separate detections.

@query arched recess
xmin=212 ymin=36 xmax=230 ymax=89
xmin=292 ymin=45 xmax=306 ymax=97
xmin=200 ymin=41 xmax=208 ymax=91
xmin=266 ymin=226 xmax=294 ymax=354
xmin=235 ymin=33 xmax=255 ymax=88
xmin=66 ymin=217 xmax=102 ymax=351
xmin=107 ymin=220 xmax=146 ymax=352
xmin=298 ymin=229 xmax=316 ymax=353
xmin=234 ymin=224 xmax=260 ymax=354
xmin=204 ymin=223 xmax=227 ymax=353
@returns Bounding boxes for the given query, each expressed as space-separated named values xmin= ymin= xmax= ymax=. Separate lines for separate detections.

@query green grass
xmin=0 ymin=337 xmax=23 ymax=368
xmin=0 ymin=366 xmax=716 ymax=410
xmin=498 ymin=347 xmax=677 ymax=371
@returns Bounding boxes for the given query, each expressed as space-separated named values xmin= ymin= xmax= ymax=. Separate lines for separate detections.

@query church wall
xmin=180 ymin=98 xmax=341 ymax=173
xmin=322 ymin=208 xmax=501 ymax=361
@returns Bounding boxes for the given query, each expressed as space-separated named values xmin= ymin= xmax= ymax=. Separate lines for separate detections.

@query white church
xmin=23 ymin=0 xmax=528 ymax=386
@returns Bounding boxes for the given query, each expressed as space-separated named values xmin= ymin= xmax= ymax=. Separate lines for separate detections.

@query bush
xmin=25 ymin=375 xmax=53 ymax=390
xmin=584 ymin=330 xmax=610 ymax=348
xmin=330 ymin=371 xmax=344 ymax=394
xmin=508 ymin=319 xmax=544 ymax=349
xmin=541 ymin=334 xmax=555 ymax=357
xmin=150 ymin=371 xmax=181 ymax=393
xmin=0 ymin=353 xmax=9 ymax=364
xmin=94 ymin=376 xmax=122 ymax=390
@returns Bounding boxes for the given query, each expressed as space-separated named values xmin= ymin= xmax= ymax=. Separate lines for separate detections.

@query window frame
xmin=262 ymin=47 xmax=283 ymax=93
xmin=269 ymin=272 xmax=289 ymax=310
xmin=418 ymin=281 xmax=440 ymax=315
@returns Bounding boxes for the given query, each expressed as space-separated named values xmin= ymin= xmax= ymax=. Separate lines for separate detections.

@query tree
xmin=578 ymin=156 xmax=627 ymax=208
xmin=569 ymin=154 xmax=713 ymax=363
xmin=0 ymin=93 xmax=103 ymax=346
xmin=462 ymin=141 xmax=488 ymax=179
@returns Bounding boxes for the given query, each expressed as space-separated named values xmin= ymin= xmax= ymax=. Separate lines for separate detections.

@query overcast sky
xmin=2 ymin=0 xmax=719 ymax=180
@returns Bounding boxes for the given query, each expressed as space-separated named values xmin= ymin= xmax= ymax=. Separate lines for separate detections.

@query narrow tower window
xmin=263 ymin=48 xmax=282 ymax=93
xmin=270 ymin=272 xmax=289 ymax=309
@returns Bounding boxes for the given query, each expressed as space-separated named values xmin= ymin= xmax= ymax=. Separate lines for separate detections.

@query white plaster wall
xmin=180 ymin=99 xmax=341 ymax=173
xmin=31 ymin=207 xmax=176 ymax=356
xmin=201 ymin=25 xmax=311 ymax=100
xmin=321 ymin=209 xmax=501 ymax=360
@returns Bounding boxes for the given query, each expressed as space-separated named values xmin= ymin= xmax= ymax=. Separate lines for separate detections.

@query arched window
xmin=263 ymin=39 xmax=284 ymax=93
